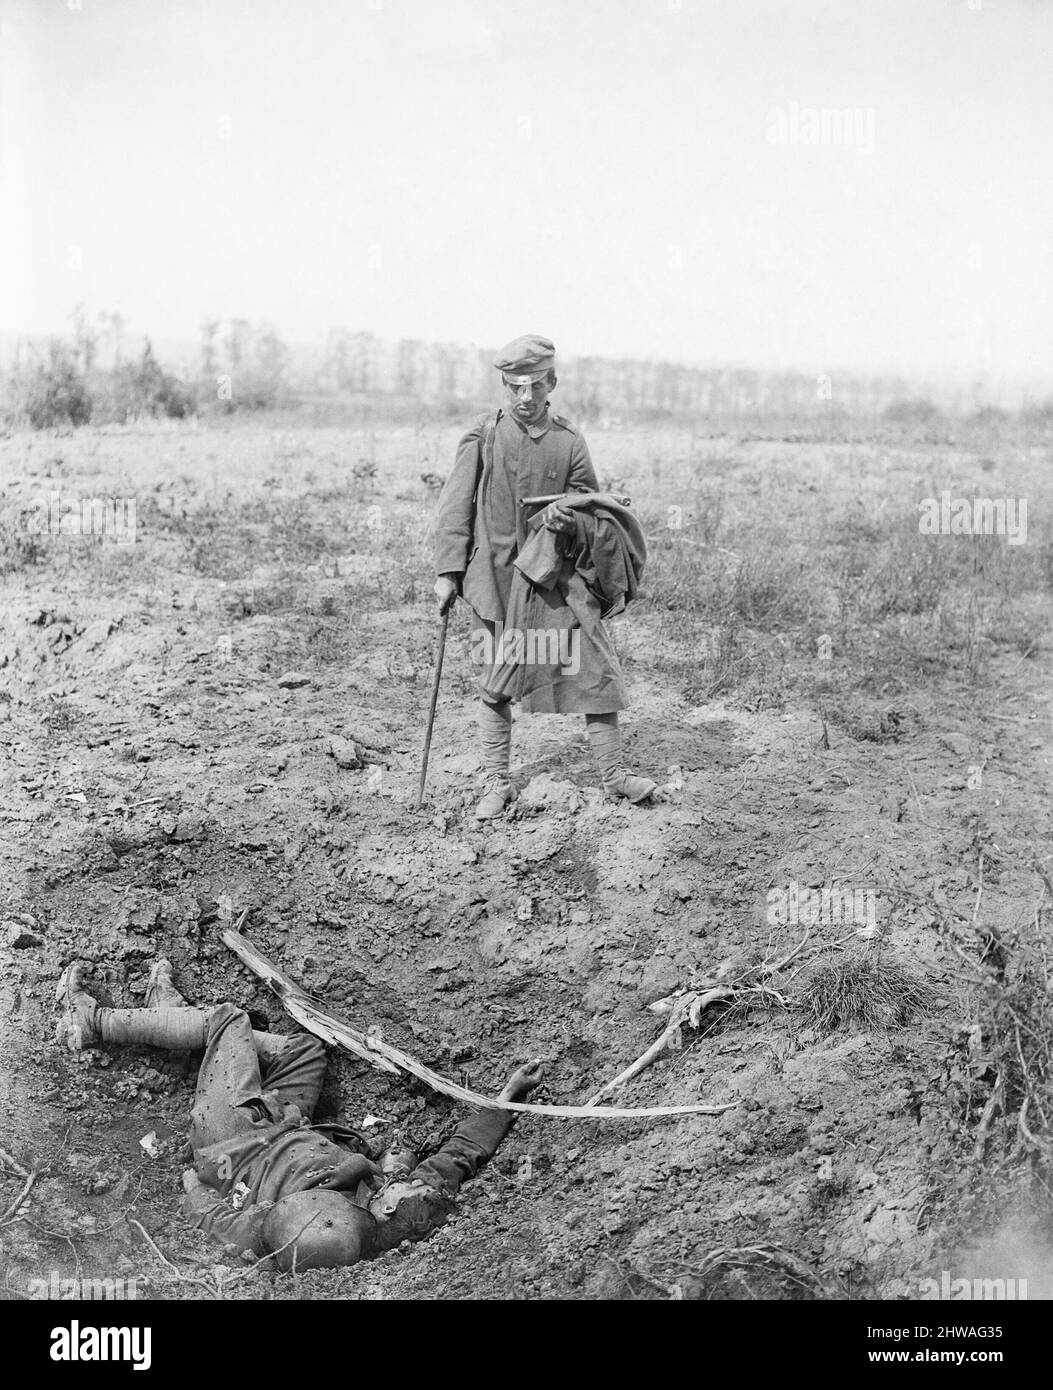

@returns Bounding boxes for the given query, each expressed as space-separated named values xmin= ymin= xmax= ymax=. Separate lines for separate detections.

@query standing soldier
xmin=433 ymin=333 xmax=659 ymax=820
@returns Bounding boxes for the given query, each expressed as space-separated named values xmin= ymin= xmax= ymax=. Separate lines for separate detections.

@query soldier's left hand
xmin=318 ymin=1153 xmax=384 ymax=1189
xmin=540 ymin=503 xmax=575 ymax=534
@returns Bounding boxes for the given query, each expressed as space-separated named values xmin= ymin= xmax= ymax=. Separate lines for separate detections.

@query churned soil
xmin=1 ymin=419 xmax=1050 ymax=1300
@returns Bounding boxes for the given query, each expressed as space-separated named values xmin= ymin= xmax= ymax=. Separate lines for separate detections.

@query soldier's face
xmin=504 ymin=374 xmax=552 ymax=424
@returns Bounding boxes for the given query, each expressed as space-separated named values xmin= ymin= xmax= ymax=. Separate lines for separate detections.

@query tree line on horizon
xmin=1 ymin=308 xmax=1046 ymax=431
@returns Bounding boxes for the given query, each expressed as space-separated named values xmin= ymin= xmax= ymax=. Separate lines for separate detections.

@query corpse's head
xmin=261 ymin=1190 xmax=377 ymax=1270
xmin=503 ymin=368 xmax=557 ymax=426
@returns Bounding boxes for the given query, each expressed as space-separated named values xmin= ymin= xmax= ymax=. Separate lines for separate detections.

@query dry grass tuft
xmin=804 ymin=953 xmax=941 ymax=1034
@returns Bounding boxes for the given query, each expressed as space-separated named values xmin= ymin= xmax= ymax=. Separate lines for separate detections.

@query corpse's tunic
xmin=434 ymin=408 xmax=629 ymax=714
xmin=183 ymin=1108 xmax=514 ymax=1258
xmin=180 ymin=1005 xmax=514 ymax=1258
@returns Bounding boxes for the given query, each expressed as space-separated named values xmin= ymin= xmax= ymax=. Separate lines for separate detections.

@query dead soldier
xmin=434 ymin=333 xmax=660 ymax=819
xmin=56 ymin=959 xmax=543 ymax=1270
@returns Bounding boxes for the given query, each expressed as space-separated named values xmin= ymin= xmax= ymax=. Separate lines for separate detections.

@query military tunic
xmin=435 ymin=408 xmax=597 ymax=622
xmin=181 ymin=1003 xmax=515 ymax=1259
xmin=434 ymin=407 xmax=629 ymax=714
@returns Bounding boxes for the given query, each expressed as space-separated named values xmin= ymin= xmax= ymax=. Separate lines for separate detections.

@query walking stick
xmin=417 ymin=603 xmax=451 ymax=808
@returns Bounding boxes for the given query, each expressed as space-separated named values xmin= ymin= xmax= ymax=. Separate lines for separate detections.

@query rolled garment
xmin=514 ymin=492 xmax=647 ymax=617
xmin=474 ymin=494 xmax=646 ymax=713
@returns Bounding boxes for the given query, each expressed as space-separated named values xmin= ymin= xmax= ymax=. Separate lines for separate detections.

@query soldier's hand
xmin=540 ymin=503 xmax=575 ymax=534
xmin=498 ymin=1058 xmax=547 ymax=1102
xmin=318 ymin=1153 xmax=383 ymax=1190
xmin=434 ymin=575 xmax=459 ymax=614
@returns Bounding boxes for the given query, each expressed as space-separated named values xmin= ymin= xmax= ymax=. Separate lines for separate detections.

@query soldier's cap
xmin=494 ymin=333 xmax=556 ymax=383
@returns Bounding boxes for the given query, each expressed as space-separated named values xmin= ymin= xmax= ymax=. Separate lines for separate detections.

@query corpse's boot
xmin=145 ymin=957 xmax=186 ymax=1008
xmin=55 ymin=961 xmax=211 ymax=1052
xmin=475 ymin=698 xmax=518 ymax=820
xmin=58 ymin=959 xmax=283 ymax=1058
xmin=55 ymin=962 xmax=100 ymax=1051
xmin=586 ymin=712 xmax=660 ymax=804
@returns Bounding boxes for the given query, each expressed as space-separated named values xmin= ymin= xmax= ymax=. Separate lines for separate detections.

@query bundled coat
xmin=479 ymin=493 xmax=647 ymax=709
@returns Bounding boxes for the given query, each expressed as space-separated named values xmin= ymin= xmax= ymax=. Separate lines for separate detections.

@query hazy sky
xmin=2 ymin=0 xmax=1051 ymax=380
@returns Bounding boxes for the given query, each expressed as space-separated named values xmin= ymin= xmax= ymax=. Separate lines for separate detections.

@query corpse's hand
xmin=539 ymin=503 xmax=575 ymax=535
xmin=498 ymin=1058 xmax=547 ymax=1102
xmin=318 ymin=1153 xmax=384 ymax=1190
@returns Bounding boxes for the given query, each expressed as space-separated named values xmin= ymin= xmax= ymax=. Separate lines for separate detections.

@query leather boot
xmin=586 ymin=712 xmax=659 ymax=803
xmin=602 ymin=769 xmax=660 ymax=803
xmin=55 ymin=962 xmax=100 ymax=1051
xmin=475 ymin=779 xmax=518 ymax=820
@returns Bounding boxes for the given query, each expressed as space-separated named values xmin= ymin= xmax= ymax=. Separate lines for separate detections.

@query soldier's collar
xmin=507 ymin=405 xmax=553 ymax=440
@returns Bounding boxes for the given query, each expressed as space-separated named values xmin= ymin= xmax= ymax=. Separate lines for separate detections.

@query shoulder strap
xmin=472 ymin=409 xmax=500 ymax=506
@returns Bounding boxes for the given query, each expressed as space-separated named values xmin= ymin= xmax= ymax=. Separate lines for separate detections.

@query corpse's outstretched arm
xmin=409 ymin=1060 xmax=545 ymax=1194
xmin=368 ymin=1061 xmax=545 ymax=1252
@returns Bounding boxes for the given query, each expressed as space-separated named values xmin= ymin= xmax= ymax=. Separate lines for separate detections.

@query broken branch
xmin=223 ymin=928 xmax=734 ymax=1120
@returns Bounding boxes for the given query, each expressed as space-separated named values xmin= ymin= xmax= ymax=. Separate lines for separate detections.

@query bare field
xmin=1 ymin=418 xmax=1051 ymax=1300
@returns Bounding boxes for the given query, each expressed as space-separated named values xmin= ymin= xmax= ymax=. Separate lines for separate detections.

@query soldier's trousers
xmin=188 ymin=1003 xmax=327 ymax=1153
